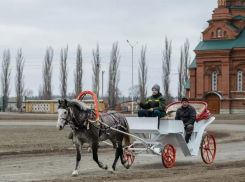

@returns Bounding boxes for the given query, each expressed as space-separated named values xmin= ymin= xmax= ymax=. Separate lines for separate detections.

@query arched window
xmin=211 ymin=32 xmax=214 ymax=37
xmin=237 ymin=70 xmax=243 ymax=91
xmin=224 ymin=31 xmax=227 ymax=37
xmin=217 ymin=28 xmax=221 ymax=38
xmin=212 ymin=71 xmax=217 ymax=91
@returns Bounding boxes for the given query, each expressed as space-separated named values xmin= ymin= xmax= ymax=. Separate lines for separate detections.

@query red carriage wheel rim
xmin=124 ymin=145 xmax=135 ymax=166
xmin=201 ymin=133 xmax=216 ymax=164
xmin=162 ymin=143 xmax=176 ymax=168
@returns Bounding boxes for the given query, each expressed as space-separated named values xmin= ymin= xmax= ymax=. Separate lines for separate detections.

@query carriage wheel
xmin=162 ymin=143 xmax=176 ymax=168
xmin=201 ymin=133 xmax=216 ymax=164
xmin=124 ymin=145 xmax=135 ymax=166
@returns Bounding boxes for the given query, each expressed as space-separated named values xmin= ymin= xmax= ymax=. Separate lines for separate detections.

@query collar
xmin=152 ymin=92 xmax=162 ymax=98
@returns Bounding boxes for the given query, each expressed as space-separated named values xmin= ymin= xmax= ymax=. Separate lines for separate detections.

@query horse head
xmin=57 ymin=99 xmax=71 ymax=130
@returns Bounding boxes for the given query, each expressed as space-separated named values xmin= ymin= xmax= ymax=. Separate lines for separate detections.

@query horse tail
xmin=123 ymin=119 xmax=131 ymax=147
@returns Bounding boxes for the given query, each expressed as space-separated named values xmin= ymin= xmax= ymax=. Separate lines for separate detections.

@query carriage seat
xmin=161 ymin=102 xmax=206 ymax=121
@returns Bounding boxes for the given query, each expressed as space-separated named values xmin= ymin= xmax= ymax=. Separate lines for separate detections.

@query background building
xmin=186 ymin=0 xmax=245 ymax=114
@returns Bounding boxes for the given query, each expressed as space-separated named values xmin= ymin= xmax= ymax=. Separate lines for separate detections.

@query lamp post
xmin=127 ymin=40 xmax=138 ymax=114
xmin=102 ymin=71 xmax=105 ymax=109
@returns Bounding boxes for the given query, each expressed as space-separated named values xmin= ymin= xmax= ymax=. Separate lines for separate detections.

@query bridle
xmin=58 ymin=107 xmax=72 ymax=126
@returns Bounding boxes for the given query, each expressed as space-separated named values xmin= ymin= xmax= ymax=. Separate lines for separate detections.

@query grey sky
xmin=0 ymin=0 xmax=216 ymax=98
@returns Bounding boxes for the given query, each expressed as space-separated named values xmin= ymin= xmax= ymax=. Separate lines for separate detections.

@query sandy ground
xmin=0 ymin=121 xmax=245 ymax=182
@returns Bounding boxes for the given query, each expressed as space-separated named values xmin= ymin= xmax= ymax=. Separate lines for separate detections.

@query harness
xmin=65 ymin=107 xmax=127 ymax=134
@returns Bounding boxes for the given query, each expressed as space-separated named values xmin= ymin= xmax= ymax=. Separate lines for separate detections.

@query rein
xmin=61 ymin=99 xmax=134 ymax=130
xmin=66 ymin=108 xmax=125 ymax=131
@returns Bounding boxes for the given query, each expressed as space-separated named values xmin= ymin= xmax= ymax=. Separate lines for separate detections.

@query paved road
xmin=0 ymin=121 xmax=56 ymax=126
xmin=0 ymin=121 xmax=245 ymax=181
xmin=1 ymin=121 xmax=245 ymax=131
xmin=0 ymin=140 xmax=245 ymax=182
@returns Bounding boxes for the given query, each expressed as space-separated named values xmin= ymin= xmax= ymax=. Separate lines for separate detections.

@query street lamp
xmin=102 ymin=71 xmax=105 ymax=109
xmin=127 ymin=40 xmax=138 ymax=114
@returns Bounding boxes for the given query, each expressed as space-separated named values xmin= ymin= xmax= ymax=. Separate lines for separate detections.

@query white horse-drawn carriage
xmin=124 ymin=101 xmax=216 ymax=168
xmin=57 ymin=91 xmax=216 ymax=176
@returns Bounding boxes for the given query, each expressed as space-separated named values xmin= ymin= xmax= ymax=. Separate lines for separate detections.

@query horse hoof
xmin=87 ymin=147 xmax=92 ymax=153
xmin=71 ymin=170 xmax=79 ymax=177
xmin=108 ymin=168 xmax=114 ymax=173
xmin=124 ymin=163 xmax=130 ymax=169
xmin=103 ymin=164 xmax=108 ymax=170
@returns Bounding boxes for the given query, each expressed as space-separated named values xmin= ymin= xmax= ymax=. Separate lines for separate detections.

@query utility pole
xmin=127 ymin=40 xmax=138 ymax=114
xmin=96 ymin=54 xmax=100 ymax=108
xmin=102 ymin=71 xmax=105 ymax=109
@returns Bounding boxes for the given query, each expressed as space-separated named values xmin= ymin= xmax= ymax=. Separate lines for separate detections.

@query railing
xmin=25 ymin=100 xmax=105 ymax=114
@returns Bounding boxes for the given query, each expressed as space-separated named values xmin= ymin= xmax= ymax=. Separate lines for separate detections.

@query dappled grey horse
xmin=57 ymin=99 xmax=131 ymax=176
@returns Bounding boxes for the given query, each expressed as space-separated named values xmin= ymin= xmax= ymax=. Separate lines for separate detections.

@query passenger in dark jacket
xmin=137 ymin=84 xmax=166 ymax=118
xmin=175 ymin=97 xmax=196 ymax=143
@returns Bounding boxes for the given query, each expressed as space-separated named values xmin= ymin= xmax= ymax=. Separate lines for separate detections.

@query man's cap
xmin=152 ymin=84 xmax=160 ymax=92
xmin=181 ymin=97 xmax=189 ymax=103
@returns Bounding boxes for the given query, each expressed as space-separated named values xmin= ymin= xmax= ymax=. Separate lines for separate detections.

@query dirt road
xmin=0 ymin=122 xmax=245 ymax=182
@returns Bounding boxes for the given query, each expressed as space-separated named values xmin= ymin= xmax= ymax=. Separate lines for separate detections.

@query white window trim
xmin=212 ymin=71 xmax=217 ymax=91
xmin=237 ymin=70 xmax=243 ymax=91
xmin=217 ymin=29 xmax=221 ymax=38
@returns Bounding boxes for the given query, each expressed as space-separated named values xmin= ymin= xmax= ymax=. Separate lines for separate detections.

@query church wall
xmin=221 ymin=58 xmax=230 ymax=98
xmin=230 ymin=9 xmax=245 ymax=18
xmin=226 ymin=0 xmax=245 ymax=7
xmin=189 ymin=68 xmax=196 ymax=99
xmin=220 ymin=100 xmax=230 ymax=114
xmin=190 ymin=2 xmax=245 ymax=114
xmin=204 ymin=75 xmax=209 ymax=93
xmin=232 ymin=21 xmax=245 ymax=31
xmin=230 ymin=99 xmax=245 ymax=114
xmin=196 ymin=62 xmax=204 ymax=99
xmin=203 ymin=22 xmax=236 ymax=40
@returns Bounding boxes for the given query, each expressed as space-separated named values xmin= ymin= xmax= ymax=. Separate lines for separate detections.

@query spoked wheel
xmin=201 ymin=133 xmax=216 ymax=164
xmin=124 ymin=145 xmax=135 ymax=166
xmin=162 ymin=143 xmax=176 ymax=168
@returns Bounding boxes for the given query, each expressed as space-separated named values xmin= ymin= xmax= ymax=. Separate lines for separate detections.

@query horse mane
xmin=69 ymin=99 xmax=92 ymax=111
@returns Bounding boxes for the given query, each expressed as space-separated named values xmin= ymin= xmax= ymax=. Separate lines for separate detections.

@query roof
xmin=189 ymin=58 xmax=196 ymax=68
xmin=227 ymin=6 xmax=245 ymax=9
xmin=184 ymin=79 xmax=190 ymax=89
xmin=232 ymin=15 xmax=245 ymax=20
xmin=226 ymin=23 xmax=239 ymax=31
xmin=195 ymin=27 xmax=245 ymax=51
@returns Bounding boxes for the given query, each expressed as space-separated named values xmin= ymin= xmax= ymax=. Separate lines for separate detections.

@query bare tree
xmin=162 ymin=36 xmax=172 ymax=104
xmin=24 ymin=88 xmax=34 ymax=98
xmin=138 ymin=45 xmax=148 ymax=102
xmin=108 ymin=42 xmax=120 ymax=108
xmin=67 ymin=92 xmax=76 ymax=99
xmin=42 ymin=47 xmax=53 ymax=100
xmin=183 ymin=39 xmax=191 ymax=96
xmin=15 ymin=49 xmax=25 ymax=108
xmin=74 ymin=45 xmax=83 ymax=96
xmin=128 ymin=85 xmax=140 ymax=101
xmin=178 ymin=47 xmax=184 ymax=101
xmin=60 ymin=45 xmax=68 ymax=99
xmin=92 ymin=43 xmax=100 ymax=98
xmin=38 ymin=85 xmax=43 ymax=99
xmin=1 ymin=49 xmax=11 ymax=109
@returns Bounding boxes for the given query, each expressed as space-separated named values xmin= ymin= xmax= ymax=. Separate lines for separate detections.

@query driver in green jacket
xmin=137 ymin=84 xmax=166 ymax=118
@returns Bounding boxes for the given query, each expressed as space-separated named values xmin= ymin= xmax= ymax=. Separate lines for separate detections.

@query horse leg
xmin=87 ymin=144 xmax=92 ymax=153
xmin=92 ymin=141 xmax=107 ymax=170
xmin=120 ymin=146 xmax=130 ymax=169
xmin=88 ymin=142 xmax=100 ymax=153
xmin=108 ymin=141 xmax=123 ymax=172
xmin=72 ymin=141 xmax=83 ymax=177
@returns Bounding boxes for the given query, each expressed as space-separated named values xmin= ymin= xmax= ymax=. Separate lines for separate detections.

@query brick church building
xmin=186 ymin=0 xmax=245 ymax=114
